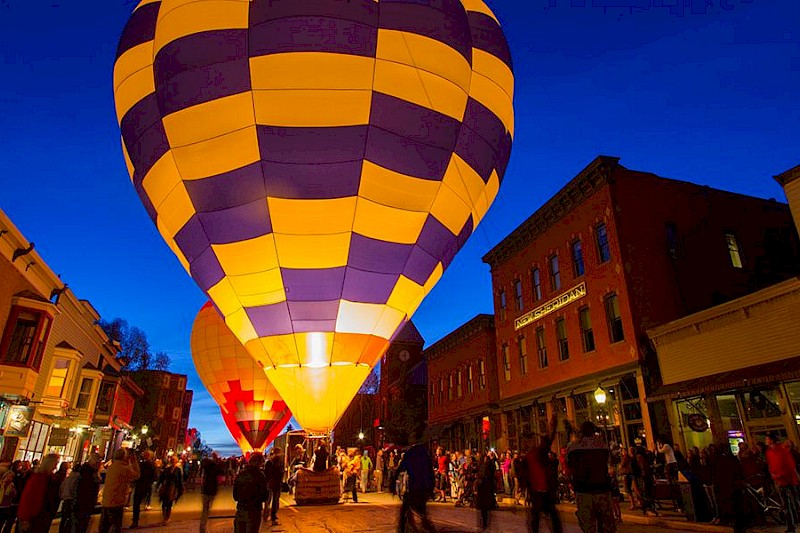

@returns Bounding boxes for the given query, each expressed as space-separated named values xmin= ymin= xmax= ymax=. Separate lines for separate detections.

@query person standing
xmin=395 ymin=430 xmax=435 ymax=533
xmin=232 ymin=453 xmax=268 ymax=533
xmin=130 ymin=450 xmax=156 ymax=529
xmin=375 ymin=450 xmax=385 ymax=493
xmin=0 ymin=467 xmax=17 ymax=533
xmin=765 ymin=432 xmax=799 ymax=533
xmin=16 ymin=453 xmax=61 ymax=533
xmin=263 ymin=448 xmax=284 ymax=527
xmin=199 ymin=453 xmax=223 ymax=533
xmin=157 ymin=455 xmax=183 ymax=526
xmin=476 ymin=452 xmax=498 ymax=531
xmin=313 ymin=444 xmax=329 ymax=472
xmin=361 ymin=450 xmax=373 ymax=494
xmin=75 ymin=454 xmax=102 ymax=533
xmin=567 ymin=421 xmax=616 ymax=533
xmin=525 ymin=416 xmax=563 ymax=533
xmin=58 ymin=462 xmax=80 ymax=533
xmin=100 ymin=448 xmax=140 ymax=533
xmin=346 ymin=450 xmax=361 ymax=502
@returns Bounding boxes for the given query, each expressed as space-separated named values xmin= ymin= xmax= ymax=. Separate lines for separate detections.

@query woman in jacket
xmin=16 ymin=454 xmax=61 ymax=533
xmin=157 ymin=456 xmax=183 ymax=525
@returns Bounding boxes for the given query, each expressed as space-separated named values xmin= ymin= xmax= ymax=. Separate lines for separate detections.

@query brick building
xmin=482 ymin=156 xmax=799 ymax=452
xmin=425 ymin=314 xmax=499 ymax=452
xmin=0 ymin=208 xmax=141 ymax=462
xmin=130 ymin=370 xmax=193 ymax=455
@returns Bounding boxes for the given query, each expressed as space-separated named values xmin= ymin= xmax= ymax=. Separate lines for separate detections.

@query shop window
xmin=556 ymin=318 xmax=569 ymax=362
xmin=0 ymin=306 xmax=53 ymax=370
xmin=740 ymin=389 xmax=782 ymax=420
xmin=75 ymin=378 xmax=94 ymax=409
xmin=95 ymin=381 xmax=116 ymax=415
xmin=549 ymin=255 xmax=561 ymax=291
xmin=44 ymin=358 xmax=71 ymax=398
xmin=536 ymin=327 xmax=547 ymax=369
xmin=478 ymin=359 xmax=486 ymax=390
xmin=726 ymin=233 xmax=743 ymax=268
xmin=517 ymin=336 xmax=528 ymax=376
xmin=605 ymin=293 xmax=624 ymax=343
xmin=531 ymin=268 xmax=542 ymax=301
xmin=513 ymin=279 xmax=523 ymax=311
xmin=572 ymin=240 xmax=585 ymax=277
xmin=467 ymin=366 xmax=474 ymax=394
xmin=579 ymin=307 xmax=595 ymax=352
xmin=596 ymin=223 xmax=611 ymax=263
xmin=675 ymin=398 xmax=713 ymax=451
xmin=15 ymin=421 xmax=49 ymax=462
xmin=502 ymin=344 xmax=511 ymax=382
xmin=717 ymin=394 xmax=744 ymax=432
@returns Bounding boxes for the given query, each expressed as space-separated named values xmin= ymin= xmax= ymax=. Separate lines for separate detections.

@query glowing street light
xmin=358 ymin=431 xmax=364 ymax=440
xmin=594 ymin=386 xmax=607 ymax=405
xmin=141 ymin=425 xmax=149 ymax=435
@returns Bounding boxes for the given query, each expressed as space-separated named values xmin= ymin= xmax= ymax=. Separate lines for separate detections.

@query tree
xmin=99 ymin=317 xmax=171 ymax=371
xmin=358 ymin=365 xmax=380 ymax=395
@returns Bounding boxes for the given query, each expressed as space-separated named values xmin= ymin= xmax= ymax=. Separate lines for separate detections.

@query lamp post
xmin=594 ymin=386 xmax=610 ymax=446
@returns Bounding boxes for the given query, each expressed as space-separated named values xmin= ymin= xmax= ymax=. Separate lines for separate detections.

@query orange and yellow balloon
xmin=115 ymin=0 xmax=513 ymax=433
xmin=190 ymin=302 xmax=291 ymax=452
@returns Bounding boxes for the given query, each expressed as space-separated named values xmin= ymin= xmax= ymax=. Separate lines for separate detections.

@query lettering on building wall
xmin=514 ymin=282 xmax=587 ymax=331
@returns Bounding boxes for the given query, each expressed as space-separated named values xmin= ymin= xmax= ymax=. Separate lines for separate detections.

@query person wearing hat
xmin=765 ymin=432 xmax=799 ymax=533
xmin=99 ymin=448 xmax=140 ymax=533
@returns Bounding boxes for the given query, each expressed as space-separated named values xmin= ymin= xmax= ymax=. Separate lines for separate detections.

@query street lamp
xmin=141 ymin=425 xmax=148 ymax=435
xmin=594 ymin=386 xmax=607 ymax=405
xmin=594 ymin=386 xmax=610 ymax=445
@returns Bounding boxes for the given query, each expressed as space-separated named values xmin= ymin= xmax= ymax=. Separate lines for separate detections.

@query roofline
xmin=423 ymin=314 xmax=495 ymax=360
xmin=0 ymin=208 xmax=65 ymax=296
xmin=774 ymin=162 xmax=800 ymax=187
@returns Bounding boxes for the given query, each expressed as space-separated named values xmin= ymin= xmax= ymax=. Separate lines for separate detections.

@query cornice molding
xmin=482 ymin=155 xmax=621 ymax=268
xmin=423 ymin=314 xmax=495 ymax=361
xmin=774 ymin=163 xmax=800 ymax=187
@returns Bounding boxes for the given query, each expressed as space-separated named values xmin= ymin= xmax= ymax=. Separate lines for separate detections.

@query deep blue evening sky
xmin=1 ymin=0 xmax=797 ymax=455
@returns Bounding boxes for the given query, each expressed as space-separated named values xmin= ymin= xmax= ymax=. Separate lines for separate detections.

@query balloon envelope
xmin=114 ymin=0 xmax=513 ymax=433
xmin=190 ymin=302 xmax=291 ymax=452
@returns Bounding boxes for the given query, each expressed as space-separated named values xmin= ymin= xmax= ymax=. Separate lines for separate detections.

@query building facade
xmin=129 ymin=370 xmax=193 ymax=455
xmin=482 ymin=156 xmax=799 ymax=452
xmin=0 ymin=208 xmax=141 ymax=463
xmin=425 ymin=314 xmax=500 ymax=452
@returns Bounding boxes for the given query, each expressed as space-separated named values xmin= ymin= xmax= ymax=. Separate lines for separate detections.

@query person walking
xmin=765 ymin=432 xmax=799 ymax=533
xmin=58 ymin=462 xmax=80 ymax=533
xmin=394 ymin=429 xmax=435 ymax=533
xmin=157 ymin=455 xmax=183 ymax=526
xmin=17 ymin=453 xmax=61 ymax=533
xmin=75 ymin=454 xmax=102 ymax=533
xmin=0 ymin=466 xmax=17 ymax=533
xmin=525 ymin=416 xmax=563 ymax=533
xmin=199 ymin=453 xmax=223 ymax=533
xmin=263 ymin=448 xmax=284 ymax=527
xmin=375 ymin=450 xmax=385 ymax=493
xmin=361 ymin=450 xmax=373 ymax=494
xmin=130 ymin=450 xmax=156 ymax=529
xmin=232 ymin=452 xmax=268 ymax=533
xmin=476 ymin=452 xmax=498 ymax=531
xmin=100 ymin=448 xmax=140 ymax=533
xmin=567 ymin=421 xmax=616 ymax=533
xmin=346 ymin=450 xmax=361 ymax=502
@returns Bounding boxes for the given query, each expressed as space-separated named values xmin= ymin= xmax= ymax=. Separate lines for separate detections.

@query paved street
xmin=50 ymin=487 xmax=787 ymax=533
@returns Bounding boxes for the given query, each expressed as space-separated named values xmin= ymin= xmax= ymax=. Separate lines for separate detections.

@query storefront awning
xmin=647 ymin=355 xmax=800 ymax=402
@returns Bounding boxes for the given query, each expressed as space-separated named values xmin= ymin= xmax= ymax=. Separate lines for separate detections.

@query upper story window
xmin=448 ymin=373 xmax=454 ymax=401
xmin=596 ymin=223 xmax=611 ymax=263
xmin=536 ymin=327 xmax=548 ymax=369
xmin=549 ymin=255 xmax=561 ymax=291
xmin=665 ymin=223 xmax=680 ymax=259
xmin=438 ymin=378 xmax=444 ymax=404
xmin=467 ymin=365 xmax=474 ymax=394
xmin=531 ymin=268 xmax=542 ymax=301
xmin=44 ymin=358 xmax=71 ymax=398
xmin=478 ymin=359 xmax=486 ymax=390
xmin=579 ymin=307 xmax=596 ymax=353
xmin=0 ymin=305 xmax=53 ymax=370
xmin=605 ymin=293 xmax=625 ymax=343
xmin=430 ymin=383 xmax=436 ymax=406
xmin=572 ymin=240 xmax=585 ymax=277
xmin=502 ymin=344 xmax=511 ymax=382
xmin=517 ymin=336 xmax=528 ymax=376
xmin=726 ymin=233 xmax=743 ymax=268
xmin=513 ymin=279 xmax=523 ymax=311
xmin=75 ymin=377 xmax=94 ymax=409
xmin=95 ymin=381 xmax=117 ymax=415
xmin=556 ymin=318 xmax=569 ymax=362
xmin=498 ymin=290 xmax=507 ymax=321
xmin=456 ymin=370 xmax=463 ymax=398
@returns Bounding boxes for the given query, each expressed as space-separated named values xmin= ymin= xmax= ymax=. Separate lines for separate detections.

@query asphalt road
xmin=51 ymin=486 xmax=741 ymax=533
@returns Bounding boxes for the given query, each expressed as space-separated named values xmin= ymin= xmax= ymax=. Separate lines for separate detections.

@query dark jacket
xmin=201 ymin=459 xmax=222 ymax=496
xmin=158 ymin=465 xmax=183 ymax=502
xmin=233 ymin=465 xmax=268 ymax=510
xmin=567 ymin=436 xmax=611 ymax=494
xmin=263 ymin=458 xmax=284 ymax=491
xmin=313 ymin=449 xmax=329 ymax=472
xmin=476 ymin=459 xmax=497 ymax=510
xmin=397 ymin=444 xmax=435 ymax=495
xmin=75 ymin=464 xmax=100 ymax=516
xmin=135 ymin=460 xmax=156 ymax=492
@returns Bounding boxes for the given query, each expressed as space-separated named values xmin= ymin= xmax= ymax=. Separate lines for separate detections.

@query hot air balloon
xmin=114 ymin=0 xmax=513 ymax=433
xmin=190 ymin=302 xmax=292 ymax=452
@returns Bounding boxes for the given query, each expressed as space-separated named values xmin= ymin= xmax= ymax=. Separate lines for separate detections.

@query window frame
xmin=556 ymin=318 xmax=569 ymax=362
xmin=517 ymin=336 xmax=528 ymax=376
xmin=44 ymin=357 xmax=72 ymax=399
xmin=596 ymin=223 xmax=611 ymax=263
xmin=536 ymin=327 xmax=548 ymax=369
xmin=75 ymin=377 xmax=94 ymax=410
xmin=531 ymin=268 xmax=543 ymax=301
xmin=725 ymin=232 xmax=743 ymax=268
xmin=478 ymin=359 xmax=486 ymax=390
xmin=513 ymin=279 xmax=524 ymax=311
xmin=605 ymin=293 xmax=625 ymax=343
xmin=467 ymin=365 xmax=474 ymax=394
xmin=548 ymin=255 xmax=561 ymax=291
xmin=0 ymin=305 xmax=54 ymax=370
xmin=579 ymin=306 xmax=596 ymax=353
xmin=502 ymin=344 xmax=511 ymax=382
xmin=571 ymin=239 xmax=585 ymax=277
xmin=456 ymin=370 xmax=463 ymax=398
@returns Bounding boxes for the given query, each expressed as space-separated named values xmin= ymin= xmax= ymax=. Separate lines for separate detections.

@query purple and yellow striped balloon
xmin=114 ymin=0 xmax=513 ymax=433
